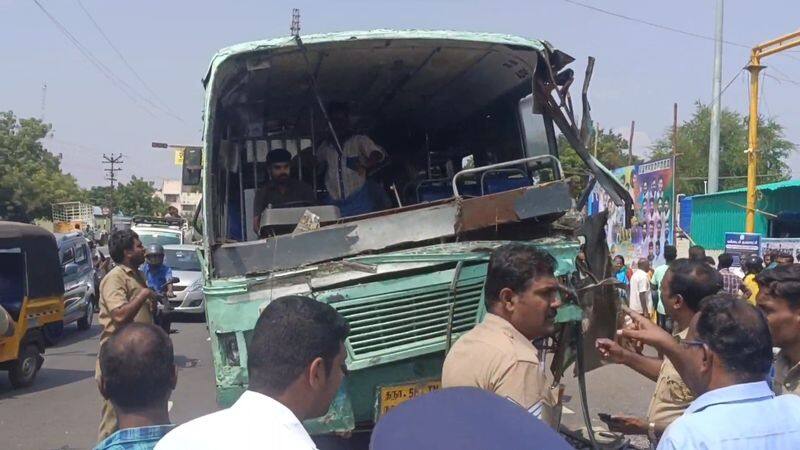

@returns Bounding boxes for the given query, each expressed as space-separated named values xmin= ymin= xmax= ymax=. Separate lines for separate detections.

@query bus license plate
xmin=378 ymin=380 xmax=441 ymax=417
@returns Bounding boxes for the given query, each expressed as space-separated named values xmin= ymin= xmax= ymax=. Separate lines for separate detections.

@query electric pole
xmin=707 ymin=0 xmax=724 ymax=194
xmin=672 ymin=103 xmax=679 ymax=244
xmin=102 ymin=153 xmax=124 ymax=218
xmin=40 ymin=83 xmax=47 ymax=121
xmin=291 ymin=9 xmax=300 ymax=36
xmin=627 ymin=120 xmax=635 ymax=165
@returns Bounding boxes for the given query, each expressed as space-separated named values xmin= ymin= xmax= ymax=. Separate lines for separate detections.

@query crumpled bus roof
xmin=203 ymin=29 xmax=549 ymax=86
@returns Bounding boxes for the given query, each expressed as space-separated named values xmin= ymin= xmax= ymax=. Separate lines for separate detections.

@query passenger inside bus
xmin=317 ymin=102 xmax=390 ymax=217
xmin=252 ymin=148 xmax=316 ymax=237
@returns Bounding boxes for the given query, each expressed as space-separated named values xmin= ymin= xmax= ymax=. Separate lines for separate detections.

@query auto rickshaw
xmin=0 ymin=222 xmax=65 ymax=388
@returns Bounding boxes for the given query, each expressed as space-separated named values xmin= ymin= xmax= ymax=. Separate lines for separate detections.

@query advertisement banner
xmin=761 ymin=238 xmax=800 ymax=262
xmin=587 ymin=158 xmax=675 ymax=267
xmin=724 ymin=232 xmax=761 ymax=268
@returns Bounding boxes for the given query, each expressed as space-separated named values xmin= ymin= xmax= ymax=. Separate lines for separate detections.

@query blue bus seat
xmin=482 ymin=169 xmax=531 ymax=195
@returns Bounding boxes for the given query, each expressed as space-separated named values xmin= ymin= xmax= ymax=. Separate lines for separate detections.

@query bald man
xmin=94 ymin=323 xmax=177 ymax=450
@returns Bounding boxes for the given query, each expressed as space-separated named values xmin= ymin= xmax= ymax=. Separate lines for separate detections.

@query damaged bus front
xmin=195 ymin=30 xmax=632 ymax=436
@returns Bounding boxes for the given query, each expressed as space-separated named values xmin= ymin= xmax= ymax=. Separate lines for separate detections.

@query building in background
xmin=686 ymin=180 xmax=800 ymax=249
xmin=156 ymin=180 xmax=201 ymax=217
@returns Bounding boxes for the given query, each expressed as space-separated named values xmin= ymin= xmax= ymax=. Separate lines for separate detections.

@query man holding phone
xmin=595 ymin=259 xmax=721 ymax=442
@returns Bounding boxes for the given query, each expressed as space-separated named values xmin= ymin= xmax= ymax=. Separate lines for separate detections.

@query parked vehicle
xmin=162 ymin=244 xmax=204 ymax=316
xmin=52 ymin=202 xmax=95 ymax=234
xmin=131 ymin=216 xmax=185 ymax=247
xmin=50 ymin=232 xmax=96 ymax=343
xmin=0 ymin=222 xmax=65 ymax=388
xmin=193 ymin=30 xmax=632 ymax=438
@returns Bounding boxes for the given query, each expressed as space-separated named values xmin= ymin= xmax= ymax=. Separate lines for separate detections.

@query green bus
xmin=191 ymin=29 xmax=631 ymax=439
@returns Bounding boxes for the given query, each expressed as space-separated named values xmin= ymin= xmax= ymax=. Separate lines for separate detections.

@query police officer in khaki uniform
xmin=755 ymin=264 xmax=800 ymax=395
xmin=595 ymin=259 xmax=721 ymax=442
xmin=96 ymin=229 xmax=157 ymax=441
xmin=442 ymin=244 xmax=563 ymax=426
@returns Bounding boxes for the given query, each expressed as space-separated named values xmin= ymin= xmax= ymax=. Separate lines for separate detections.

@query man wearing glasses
xmin=156 ymin=296 xmax=350 ymax=449
xmin=595 ymin=259 xmax=721 ymax=442
xmin=622 ymin=294 xmax=800 ymax=449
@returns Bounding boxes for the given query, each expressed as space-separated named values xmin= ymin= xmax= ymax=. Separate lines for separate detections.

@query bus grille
xmin=332 ymin=280 xmax=484 ymax=359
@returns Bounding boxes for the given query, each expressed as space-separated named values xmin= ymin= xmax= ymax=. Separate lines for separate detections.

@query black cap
xmin=266 ymin=148 xmax=291 ymax=165
xmin=370 ymin=387 xmax=572 ymax=450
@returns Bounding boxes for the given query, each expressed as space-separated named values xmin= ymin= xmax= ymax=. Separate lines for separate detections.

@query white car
xmin=162 ymin=244 xmax=204 ymax=316
xmin=131 ymin=216 xmax=185 ymax=247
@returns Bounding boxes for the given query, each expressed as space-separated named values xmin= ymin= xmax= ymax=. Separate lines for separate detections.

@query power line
xmin=562 ymin=0 xmax=800 ymax=66
xmin=31 ymin=0 xmax=158 ymax=119
xmin=562 ymin=0 xmax=749 ymax=48
xmin=74 ymin=0 xmax=184 ymax=122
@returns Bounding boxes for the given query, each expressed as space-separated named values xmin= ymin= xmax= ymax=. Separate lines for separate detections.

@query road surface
xmin=0 ymin=314 xmax=654 ymax=449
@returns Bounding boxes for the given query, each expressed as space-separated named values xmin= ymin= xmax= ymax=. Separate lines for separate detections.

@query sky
xmin=2 ymin=0 xmax=799 ymax=188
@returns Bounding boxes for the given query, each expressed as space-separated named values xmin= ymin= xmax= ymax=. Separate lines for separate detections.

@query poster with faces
xmin=586 ymin=158 xmax=675 ymax=268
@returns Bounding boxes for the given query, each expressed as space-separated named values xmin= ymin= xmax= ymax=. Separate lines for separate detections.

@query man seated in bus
xmin=317 ymin=102 xmax=388 ymax=217
xmin=251 ymin=148 xmax=317 ymax=236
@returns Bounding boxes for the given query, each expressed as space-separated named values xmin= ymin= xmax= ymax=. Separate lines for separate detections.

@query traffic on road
xmin=3 ymin=4 xmax=800 ymax=450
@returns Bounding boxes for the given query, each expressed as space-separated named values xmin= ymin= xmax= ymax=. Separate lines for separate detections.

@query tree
xmin=0 ymin=111 xmax=85 ymax=222
xmin=558 ymin=127 xmax=643 ymax=193
xmin=86 ymin=186 xmax=116 ymax=211
xmin=650 ymin=102 xmax=792 ymax=195
xmin=114 ymin=176 xmax=168 ymax=217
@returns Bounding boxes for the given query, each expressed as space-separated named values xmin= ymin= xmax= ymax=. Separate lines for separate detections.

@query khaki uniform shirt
xmin=774 ymin=350 xmax=800 ymax=395
xmin=646 ymin=327 xmax=695 ymax=428
xmin=95 ymin=265 xmax=153 ymax=378
xmin=442 ymin=313 xmax=559 ymax=425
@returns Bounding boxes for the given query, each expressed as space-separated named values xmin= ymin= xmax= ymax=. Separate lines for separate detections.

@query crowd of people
xmin=603 ymin=243 xmax=800 ymax=448
xmin=90 ymin=229 xmax=800 ymax=449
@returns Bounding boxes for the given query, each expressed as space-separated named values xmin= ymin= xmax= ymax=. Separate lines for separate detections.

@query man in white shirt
xmin=629 ymin=258 xmax=651 ymax=316
xmin=155 ymin=296 xmax=350 ymax=450
xmin=317 ymin=101 xmax=387 ymax=217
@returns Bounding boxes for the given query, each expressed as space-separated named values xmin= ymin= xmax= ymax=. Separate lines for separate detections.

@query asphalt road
xmin=0 ymin=314 xmax=654 ymax=450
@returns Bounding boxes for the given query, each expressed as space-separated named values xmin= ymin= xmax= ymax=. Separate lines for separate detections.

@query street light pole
xmin=707 ymin=0 xmax=723 ymax=194
xmin=744 ymin=29 xmax=800 ymax=232
xmin=745 ymin=57 xmax=763 ymax=233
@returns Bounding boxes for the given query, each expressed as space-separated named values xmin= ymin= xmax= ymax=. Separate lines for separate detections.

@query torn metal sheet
xmin=212 ymin=182 xmax=572 ymax=278
xmin=457 ymin=181 xmax=571 ymax=233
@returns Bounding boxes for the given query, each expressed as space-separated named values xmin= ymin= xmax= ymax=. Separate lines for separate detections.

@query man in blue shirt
xmin=141 ymin=244 xmax=174 ymax=333
xmin=622 ymin=293 xmax=800 ymax=449
xmin=141 ymin=245 xmax=173 ymax=297
xmin=95 ymin=322 xmax=176 ymax=450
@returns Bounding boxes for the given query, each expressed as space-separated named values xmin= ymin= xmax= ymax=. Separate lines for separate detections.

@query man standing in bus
xmin=317 ymin=102 xmax=388 ymax=217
